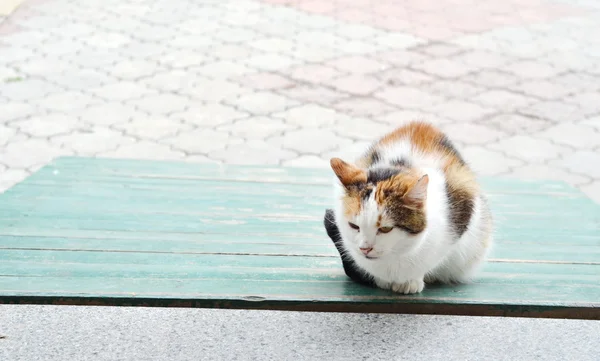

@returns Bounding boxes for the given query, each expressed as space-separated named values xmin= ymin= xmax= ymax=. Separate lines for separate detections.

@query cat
xmin=323 ymin=120 xmax=493 ymax=294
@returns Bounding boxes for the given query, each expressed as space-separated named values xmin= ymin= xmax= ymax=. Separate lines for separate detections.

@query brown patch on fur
xmin=374 ymin=170 xmax=428 ymax=234
xmin=376 ymin=214 xmax=382 ymax=228
xmin=330 ymin=158 xmax=367 ymax=187
xmin=377 ymin=121 xmax=479 ymax=237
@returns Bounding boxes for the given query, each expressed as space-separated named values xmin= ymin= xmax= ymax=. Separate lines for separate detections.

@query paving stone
xmin=234 ymin=72 xmax=294 ymax=91
xmin=0 ymin=138 xmax=72 ymax=168
xmin=85 ymin=32 xmax=132 ymax=49
xmin=0 ymin=78 xmax=62 ymax=101
xmin=35 ymin=91 xmax=100 ymax=112
xmin=90 ymin=81 xmax=155 ymax=100
xmin=184 ymin=79 xmax=252 ymax=101
xmin=372 ymin=32 xmax=423 ymax=49
xmin=488 ymin=136 xmax=572 ymax=163
xmin=581 ymin=116 xmax=600 ymax=131
xmin=66 ymin=49 xmax=129 ymax=68
xmin=460 ymin=146 xmax=524 ymax=176
xmin=509 ymin=80 xmax=578 ymax=100
xmin=550 ymin=151 xmax=600 ymax=178
xmin=415 ymin=42 xmax=465 ymax=57
xmin=451 ymin=50 xmax=513 ymax=69
xmin=270 ymin=128 xmax=353 ymax=155
xmin=172 ymin=103 xmax=248 ymax=127
xmin=216 ymin=116 xmax=295 ymax=140
xmin=209 ymin=140 xmax=297 ymax=165
xmin=77 ymin=103 xmax=149 ymax=126
xmin=226 ymin=91 xmax=298 ymax=115
xmin=518 ymin=101 xmax=582 ymax=123
xmin=127 ymin=93 xmax=191 ymax=114
xmin=0 ymin=169 xmax=30 ymax=193
xmin=411 ymin=58 xmax=477 ymax=78
xmin=329 ymin=74 xmax=384 ymax=95
xmin=208 ymin=44 xmax=257 ymax=61
xmin=156 ymin=50 xmax=212 ymax=68
xmin=0 ymin=124 xmax=18 ymax=146
xmin=248 ymin=37 xmax=297 ymax=53
xmin=51 ymin=127 xmax=136 ymax=156
xmin=538 ymin=123 xmax=600 ymax=149
xmin=334 ymin=117 xmax=392 ymax=141
xmin=564 ymin=92 xmax=600 ymax=117
xmin=0 ymin=102 xmax=38 ymax=122
xmin=581 ymin=181 xmax=600 ymax=204
xmin=374 ymin=86 xmax=446 ymax=109
xmin=374 ymin=68 xmax=434 ymax=86
xmin=424 ymin=80 xmax=487 ymax=99
xmin=0 ymin=46 xmax=35 ymax=65
xmin=508 ymin=164 xmax=591 ymax=186
xmin=110 ymin=60 xmax=162 ymax=80
xmin=326 ymin=56 xmax=388 ymax=74
xmin=287 ymin=64 xmax=343 ymax=83
xmin=182 ymin=155 xmax=222 ymax=164
xmin=45 ymin=68 xmax=116 ymax=91
xmin=142 ymin=70 xmax=199 ymax=92
xmin=441 ymin=123 xmax=507 ymax=145
xmin=1 ymin=30 xmax=51 ymax=48
xmin=472 ymin=90 xmax=538 ymax=110
xmin=322 ymin=141 xmax=372 ymax=163
xmin=279 ymin=85 xmax=348 ymax=106
xmin=162 ymin=129 xmax=242 ymax=154
xmin=430 ymin=100 xmax=496 ymax=122
xmin=282 ymin=155 xmax=329 ymax=168
xmin=16 ymin=58 xmax=72 ymax=76
xmin=192 ymin=60 xmax=254 ymax=78
xmin=553 ymin=72 xmax=600 ymax=93
xmin=244 ymin=53 xmax=300 ymax=71
xmin=100 ymin=141 xmax=186 ymax=160
xmin=273 ymin=104 xmax=348 ymax=128
xmin=374 ymin=49 xmax=432 ymax=67
xmin=375 ymin=110 xmax=449 ymax=127
xmin=11 ymin=113 xmax=82 ymax=137
xmin=462 ymin=69 xmax=521 ymax=88
xmin=501 ymin=61 xmax=562 ymax=79
xmin=286 ymin=44 xmax=338 ymax=62
xmin=115 ymin=117 xmax=194 ymax=140
xmin=332 ymin=97 xmax=396 ymax=117
xmin=480 ymin=113 xmax=552 ymax=134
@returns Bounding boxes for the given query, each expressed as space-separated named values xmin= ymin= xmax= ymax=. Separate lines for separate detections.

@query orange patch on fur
xmin=330 ymin=157 xmax=367 ymax=186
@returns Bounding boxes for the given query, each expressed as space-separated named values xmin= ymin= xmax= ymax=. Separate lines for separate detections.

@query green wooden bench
xmin=0 ymin=157 xmax=598 ymax=320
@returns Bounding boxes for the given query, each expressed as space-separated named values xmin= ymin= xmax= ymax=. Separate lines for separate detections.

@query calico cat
xmin=324 ymin=120 xmax=493 ymax=294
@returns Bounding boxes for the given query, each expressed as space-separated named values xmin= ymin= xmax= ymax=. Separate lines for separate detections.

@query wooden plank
xmin=0 ymin=156 xmax=599 ymax=320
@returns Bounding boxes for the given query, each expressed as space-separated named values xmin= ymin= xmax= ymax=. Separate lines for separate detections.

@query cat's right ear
xmin=330 ymin=158 xmax=367 ymax=187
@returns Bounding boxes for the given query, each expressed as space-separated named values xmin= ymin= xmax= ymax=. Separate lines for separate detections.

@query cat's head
xmin=330 ymin=157 xmax=428 ymax=260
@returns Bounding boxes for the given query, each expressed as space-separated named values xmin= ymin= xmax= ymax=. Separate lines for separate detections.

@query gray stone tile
xmin=209 ymin=140 xmax=297 ymax=165
xmin=127 ymin=93 xmax=191 ymax=114
xmin=100 ymin=141 xmax=186 ymax=160
xmin=35 ymin=91 xmax=101 ymax=112
xmin=460 ymin=146 xmax=524 ymax=176
xmin=538 ymin=123 xmax=600 ymax=149
xmin=509 ymin=164 xmax=591 ymax=186
xmin=441 ymin=123 xmax=507 ymax=145
xmin=226 ymin=91 xmax=298 ymax=115
xmin=172 ymin=103 xmax=248 ymax=127
xmin=550 ymin=151 xmax=600 ymax=178
xmin=217 ymin=116 xmax=295 ymax=140
xmin=581 ymin=181 xmax=600 ymax=204
xmin=10 ymin=113 xmax=82 ymax=137
xmin=50 ymin=127 xmax=136 ymax=156
xmin=162 ymin=129 xmax=243 ymax=154
xmin=488 ymin=136 xmax=573 ymax=163
xmin=0 ymin=138 xmax=72 ymax=168
xmin=270 ymin=128 xmax=353 ymax=155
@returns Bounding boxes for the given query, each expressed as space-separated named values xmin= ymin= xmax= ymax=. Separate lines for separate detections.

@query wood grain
xmin=0 ymin=156 xmax=598 ymax=320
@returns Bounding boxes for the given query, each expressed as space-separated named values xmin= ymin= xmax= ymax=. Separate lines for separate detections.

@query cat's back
xmin=358 ymin=121 xmax=467 ymax=174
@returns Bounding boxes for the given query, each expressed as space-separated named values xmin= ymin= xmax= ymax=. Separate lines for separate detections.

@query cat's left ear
xmin=404 ymin=174 xmax=428 ymax=207
xmin=330 ymin=158 xmax=367 ymax=187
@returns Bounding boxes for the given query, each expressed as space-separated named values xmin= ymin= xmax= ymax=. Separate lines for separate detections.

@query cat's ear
xmin=330 ymin=158 xmax=367 ymax=187
xmin=403 ymin=174 xmax=428 ymax=207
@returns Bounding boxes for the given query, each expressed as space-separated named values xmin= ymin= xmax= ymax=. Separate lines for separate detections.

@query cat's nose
xmin=360 ymin=247 xmax=373 ymax=255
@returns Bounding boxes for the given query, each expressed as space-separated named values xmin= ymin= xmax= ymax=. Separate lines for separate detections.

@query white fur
xmin=332 ymin=135 xmax=493 ymax=294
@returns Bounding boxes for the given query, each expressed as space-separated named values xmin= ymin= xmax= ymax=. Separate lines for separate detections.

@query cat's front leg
xmin=375 ymin=277 xmax=425 ymax=295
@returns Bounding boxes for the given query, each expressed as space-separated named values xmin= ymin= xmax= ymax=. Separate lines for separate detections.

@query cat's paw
xmin=390 ymin=279 xmax=425 ymax=294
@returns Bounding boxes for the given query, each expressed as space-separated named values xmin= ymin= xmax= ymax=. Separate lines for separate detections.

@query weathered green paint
xmin=0 ymin=156 xmax=599 ymax=320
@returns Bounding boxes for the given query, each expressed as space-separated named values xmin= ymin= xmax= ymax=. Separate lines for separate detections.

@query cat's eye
xmin=348 ymin=222 xmax=360 ymax=230
xmin=378 ymin=226 xmax=393 ymax=234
